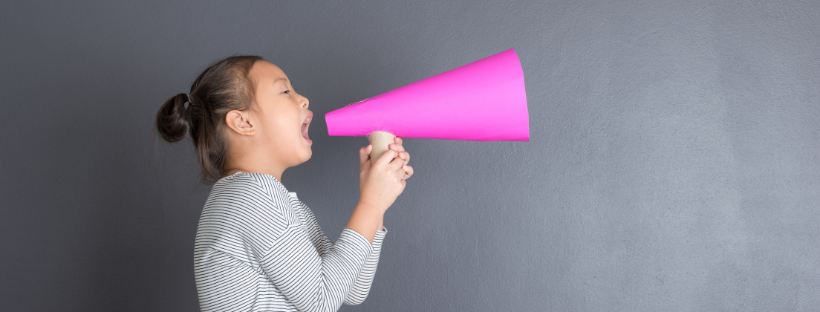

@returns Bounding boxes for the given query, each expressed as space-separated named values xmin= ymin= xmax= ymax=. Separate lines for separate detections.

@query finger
xmin=359 ymin=145 xmax=372 ymax=169
xmin=375 ymin=149 xmax=398 ymax=167
xmin=390 ymin=138 xmax=406 ymax=153
xmin=393 ymin=151 xmax=409 ymax=167
xmin=402 ymin=165 xmax=414 ymax=180
xmin=388 ymin=151 xmax=405 ymax=171
xmin=389 ymin=143 xmax=405 ymax=153
xmin=400 ymin=151 xmax=410 ymax=165
xmin=395 ymin=166 xmax=408 ymax=182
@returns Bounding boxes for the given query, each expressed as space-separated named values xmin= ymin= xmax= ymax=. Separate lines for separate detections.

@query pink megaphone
xmin=325 ymin=49 xmax=528 ymax=160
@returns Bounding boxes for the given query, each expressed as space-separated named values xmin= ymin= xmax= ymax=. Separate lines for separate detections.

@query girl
xmin=155 ymin=56 xmax=413 ymax=312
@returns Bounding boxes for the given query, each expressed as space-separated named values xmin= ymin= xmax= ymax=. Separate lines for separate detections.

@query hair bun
xmin=154 ymin=55 xmax=261 ymax=183
xmin=155 ymin=93 xmax=191 ymax=143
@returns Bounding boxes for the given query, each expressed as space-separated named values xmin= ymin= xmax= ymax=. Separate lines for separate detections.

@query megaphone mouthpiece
xmin=368 ymin=131 xmax=396 ymax=163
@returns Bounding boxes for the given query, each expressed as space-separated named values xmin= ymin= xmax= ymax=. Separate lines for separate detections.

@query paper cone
xmin=325 ymin=49 xmax=529 ymax=141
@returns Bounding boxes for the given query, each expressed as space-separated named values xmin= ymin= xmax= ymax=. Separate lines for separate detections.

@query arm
xmin=260 ymin=224 xmax=372 ymax=312
xmin=344 ymin=139 xmax=412 ymax=304
xmin=264 ymin=139 xmax=410 ymax=311
xmin=348 ymin=139 xmax=412 ymax=243
xmin=344 ymin=228 xmax=386 ymax=305
xmin=213 ymin=173 xmax=373 ymax=312
xmin=299 ymin=202 xmax=387 ymax=305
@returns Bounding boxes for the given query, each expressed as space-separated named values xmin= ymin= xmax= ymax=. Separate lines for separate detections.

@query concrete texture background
xmin=1 ymin=1 xmax=818 ymax=311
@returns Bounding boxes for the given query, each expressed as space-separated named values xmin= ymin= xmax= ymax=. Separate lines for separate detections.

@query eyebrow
xmin=273 ymin=77 xmax=293 ymax=89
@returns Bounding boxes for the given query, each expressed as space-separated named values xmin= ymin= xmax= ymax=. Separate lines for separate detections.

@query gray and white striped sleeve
xmin=196 ymin=173 xmax=381 ymax=312
xmin=345 ymin=229 xmax=385 ymax=305
xmin=260 ymin=225 xmax=372 ymax=312
xmin=218 ymin=174 xmax=373 ymax=312
xmin=298 ymin=202 xmax=386 ymax=305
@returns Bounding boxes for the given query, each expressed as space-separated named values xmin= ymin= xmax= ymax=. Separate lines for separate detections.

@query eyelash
xmin=283 ymin=90 xmax=291 ymax=94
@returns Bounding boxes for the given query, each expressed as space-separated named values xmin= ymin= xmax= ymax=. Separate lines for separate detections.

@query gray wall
xmin=1 ymin=1 xmax=818 ymax=311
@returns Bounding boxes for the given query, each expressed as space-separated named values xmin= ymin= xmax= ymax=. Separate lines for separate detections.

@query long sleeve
xmin=195 ymin=173 xmax=376 ymax=312
xmin=295 ymin=200 xmax=386 ymax=305
xmin=260 ymin=227 xmax=372 ymax=312
xmin=254 ymin=192 xmax=372 ymax=312
xmin=344 ymin=229 xmax=385 ymax=305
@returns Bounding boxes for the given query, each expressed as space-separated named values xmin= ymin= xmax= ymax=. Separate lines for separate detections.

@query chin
xmin=299 ymin=149 xmax=312 ymax=164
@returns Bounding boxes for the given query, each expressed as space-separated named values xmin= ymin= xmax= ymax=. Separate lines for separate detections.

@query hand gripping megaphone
xmin=325 ymin=49 xmax=529 ymax=161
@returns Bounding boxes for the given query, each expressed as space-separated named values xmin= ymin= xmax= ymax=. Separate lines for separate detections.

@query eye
xmin=282 ymin=89 xmax=291 ymax=95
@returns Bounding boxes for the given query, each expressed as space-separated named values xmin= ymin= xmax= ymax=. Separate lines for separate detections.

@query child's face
xmin=248 ymin=61 xmax=313 ymax=168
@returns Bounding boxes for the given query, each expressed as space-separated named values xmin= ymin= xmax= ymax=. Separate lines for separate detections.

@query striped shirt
xmin=194 ymin=172 xmax=386 ymax=312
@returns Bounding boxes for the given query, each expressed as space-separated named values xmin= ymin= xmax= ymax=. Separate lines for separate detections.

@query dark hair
xmin=155 ymin=55 xmax=263 ymax=183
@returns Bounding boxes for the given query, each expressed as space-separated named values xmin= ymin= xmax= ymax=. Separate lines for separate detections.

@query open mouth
xmin=301 ymin=112 xmax=312 ymax=143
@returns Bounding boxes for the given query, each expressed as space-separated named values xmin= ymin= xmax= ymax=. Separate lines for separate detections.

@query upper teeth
xmin=304 ymin=117 xmax=310 ymax=124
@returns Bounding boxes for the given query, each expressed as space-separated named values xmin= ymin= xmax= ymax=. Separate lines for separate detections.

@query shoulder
xmin=207 ymin=172 xmax=291 ymax=208
xmin=200 ymin=172 xmax=300 ymax=240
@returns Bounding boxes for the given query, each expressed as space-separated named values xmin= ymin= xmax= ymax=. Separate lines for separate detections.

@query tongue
xmin=302 ymin=122 xmax=310 ymax=140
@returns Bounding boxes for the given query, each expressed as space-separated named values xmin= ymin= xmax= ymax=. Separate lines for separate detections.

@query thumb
xmin=359 ymin=145 xmax=373 ymax=170
xmin=374 ymin=149 xmax=398 ymax=167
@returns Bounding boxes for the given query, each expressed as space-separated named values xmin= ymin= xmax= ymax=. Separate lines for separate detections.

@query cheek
xmin=266 ymin=114 xmax=296 ymax=141
xmin=256 ymin=105 xmax=300 ymax=144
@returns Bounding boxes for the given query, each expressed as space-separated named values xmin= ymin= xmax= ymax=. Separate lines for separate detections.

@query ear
xmin=224 ymin=110 xmax=256 ymax=136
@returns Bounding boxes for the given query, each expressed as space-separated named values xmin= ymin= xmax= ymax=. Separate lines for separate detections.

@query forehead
xmin=249 ymin=60 xmax=288 ymax=85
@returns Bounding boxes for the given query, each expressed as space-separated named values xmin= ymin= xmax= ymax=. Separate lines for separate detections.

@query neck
xmin=224 ymin=159 xmax=286 ymax=181
xmin=224 ymin=143 xmax=287 ymax=182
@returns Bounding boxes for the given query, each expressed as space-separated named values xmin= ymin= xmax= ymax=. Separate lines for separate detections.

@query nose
xmin=300 ymin=95 xmax=309 ymax=109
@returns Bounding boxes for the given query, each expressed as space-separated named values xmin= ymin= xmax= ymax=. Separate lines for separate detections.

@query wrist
xmin=357 ymin=199 xmax=386 ymax=214
xmin=347 ymin=201 xmax=385 ymax=244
